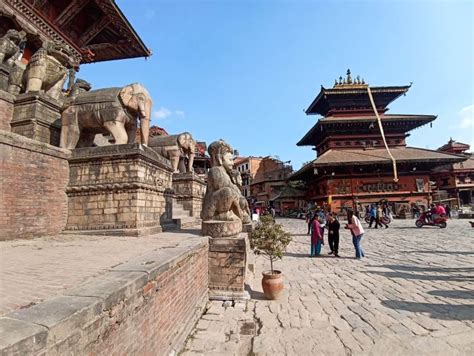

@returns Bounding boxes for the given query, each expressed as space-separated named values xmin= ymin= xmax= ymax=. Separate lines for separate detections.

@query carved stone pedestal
xmin=203 ymin=220 xmax=250 ymax=300
xmin=172 ymin=172 xmax=206 ymax=217
xmin=65 ymin=144 xmax=175 ymax=236
xmin=11 ymin=92 xmax=62 ymax=146
xmin=0 ymin=64 xmax=10 ymax=91
xmin=0 ymin=89 xmax=14 ymax=131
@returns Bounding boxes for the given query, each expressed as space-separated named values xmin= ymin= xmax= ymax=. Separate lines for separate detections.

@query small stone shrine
xmin=201 ymin=139 xmax=252 ymax=300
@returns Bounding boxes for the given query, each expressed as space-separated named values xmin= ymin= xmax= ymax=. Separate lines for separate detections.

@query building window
xmin=335 ymin=141 xmax=341 ymax=146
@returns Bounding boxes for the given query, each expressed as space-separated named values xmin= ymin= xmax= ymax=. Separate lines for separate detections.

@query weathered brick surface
xmin=0 ymin=236 xmax=209 ymax=355
xmin=0 ymin=89 xmax=14 ymax=131
xmin=65 ymin=144 xmax=174 ymax=235
xmin=208 ymin=235 xmax=248 ymax=294
xmin=173 ymin=172 xmax=206 ymax=217
xmin=0 ymin=131 xmax=70 ymax=240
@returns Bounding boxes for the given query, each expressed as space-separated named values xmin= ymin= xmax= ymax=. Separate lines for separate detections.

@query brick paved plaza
xmin=183 ymin=218 xmax=474 ymax=355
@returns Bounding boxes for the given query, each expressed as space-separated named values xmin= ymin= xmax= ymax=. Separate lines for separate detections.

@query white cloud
xmin=458 ymin=104 xmax=474 ymax=129
xmin=152 ymin=107 xmax=185 ymax=120
xmin=153 ymin=107 xmax=172 ymax=119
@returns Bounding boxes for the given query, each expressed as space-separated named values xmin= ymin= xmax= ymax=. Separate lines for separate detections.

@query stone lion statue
xmin=201 ymin=139 xmax=251 ymax=223
xmin=0 ymin=29 xmax=27 ymax=67
xmin=8 ymin=40 xmax=76 ymax=100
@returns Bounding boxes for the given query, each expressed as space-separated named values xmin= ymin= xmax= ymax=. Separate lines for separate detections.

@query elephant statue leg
xmin=26 ymin=64 xmax=46 ymax=93
xmin=126 ymin=124 xmax=137 ymax=144
xmin=167 ymin=149 xmax=180 ymax=173
xmin=187 ymin=152 xmax=195 ymax=173
xmin=46 ymin=73 xmax=68 ymax=100
xmin=60 ymin=124 xmax=80 ymax=149
xmin=104 ymin=121 xmax=128 ymax=145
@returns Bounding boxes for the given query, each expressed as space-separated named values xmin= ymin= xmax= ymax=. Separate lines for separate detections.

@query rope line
xmin=367 ymin=86 xmax=399 ymax=182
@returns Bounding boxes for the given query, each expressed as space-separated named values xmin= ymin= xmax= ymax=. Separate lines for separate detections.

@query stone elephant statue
xmin=149 ymin=132 xmax=196 ymax=173
xmin=8 ymin=40 xmax=76 ymax=99
xmin=0 ymin=29 xmax=27 ymax=66
xmin=60 ymin=82 xmax=152 ymax=149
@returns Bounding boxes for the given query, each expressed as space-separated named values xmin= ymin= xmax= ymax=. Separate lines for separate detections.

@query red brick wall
xmin=86 ymin=245 xmax=208 ymax=355
xmin=0 ymin=131 xmax=70 ymax=240
xmin=0 ymin=91 xmax=14 ymax=131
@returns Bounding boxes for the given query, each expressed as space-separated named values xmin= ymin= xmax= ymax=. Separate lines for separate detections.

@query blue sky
xmin=81 ymin=0 xmax=474 ymax=169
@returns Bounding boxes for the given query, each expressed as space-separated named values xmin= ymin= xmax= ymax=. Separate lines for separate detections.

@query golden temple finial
xmin=333 ymin=70 xmax=368 ymax=89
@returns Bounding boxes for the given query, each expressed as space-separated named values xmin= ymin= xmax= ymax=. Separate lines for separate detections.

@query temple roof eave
xmin=297 ymin=114 xmax=436 ymax=147
xmin=305 ymin=85 xmax=411 ymax=116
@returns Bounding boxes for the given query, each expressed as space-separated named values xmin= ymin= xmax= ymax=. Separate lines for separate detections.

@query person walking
xmin=345 ymin=210 xmax=365 ymax=259
xmin=327 ymin=213 xmax=340 ymax=257
xmin=377 ymin=204 xmax=389 ymax=228
xmin=310 ymin=216 xmax=323 ymax=257
xmin=445 ymin=204 xmax=451 ymax=218
xmin=368 ymin=204 xmax=377 ymax=228
xmin=306 ymin=210 xmax=313 ymax=235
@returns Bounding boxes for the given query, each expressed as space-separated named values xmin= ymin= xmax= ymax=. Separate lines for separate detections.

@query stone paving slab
xmin=0 ymin=229 xmax=201 ymax=316
xmin=182 ymin=218 xmax=474 ymax=355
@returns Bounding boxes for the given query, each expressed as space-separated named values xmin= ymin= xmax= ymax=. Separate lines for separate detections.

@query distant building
xmin=249 ymin=157 xmax=293 ymax=210
xmin=194 ymin=141 xmax=210 ymax=177
xmin=432 ymin=139 xmax=473 ymax=207
xmin=290 ymin=70 xmax=465 ymax=216
xmin=234 ymin=156 xmax=263 ymax=200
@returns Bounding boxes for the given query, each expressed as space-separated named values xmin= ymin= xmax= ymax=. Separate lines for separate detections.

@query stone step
xmin=174 ymin=217 xmax=201 ymax=229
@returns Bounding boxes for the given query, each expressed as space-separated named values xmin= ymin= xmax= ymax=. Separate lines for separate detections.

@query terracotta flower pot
xmin=261 ymin=270 xmax=284 ymax=300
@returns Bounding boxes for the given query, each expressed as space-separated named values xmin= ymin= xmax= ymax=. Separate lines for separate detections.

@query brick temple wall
xmin=0 ymin=238 xmax=209 ymax=355
xmin=0 ymin=131 xmax=70 ymax=240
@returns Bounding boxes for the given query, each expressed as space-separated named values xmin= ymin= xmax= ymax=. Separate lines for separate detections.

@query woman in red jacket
xmin=311 ymin=217 xmax=323 ymax=257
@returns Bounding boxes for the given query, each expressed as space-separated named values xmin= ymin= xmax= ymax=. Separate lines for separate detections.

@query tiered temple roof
xmin=292 ymin=70 xmax=467 ymax=181
xmin=1 ymin=0 xmax=150 ymax=63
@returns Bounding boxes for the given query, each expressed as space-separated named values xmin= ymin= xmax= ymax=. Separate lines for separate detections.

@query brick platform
xmin=65 ymin=144 xmax=175 ymax=236
xmin=0 ymin=231 xmax=208 ymax=355
xmin=172 ymin=172 xmax=206 ymax=217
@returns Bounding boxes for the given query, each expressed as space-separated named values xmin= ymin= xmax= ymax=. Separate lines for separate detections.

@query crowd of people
xmin=306 ymin=208 xmax=365 ymax=260
xmin=303 ymin=201 xmax=452 ymax=259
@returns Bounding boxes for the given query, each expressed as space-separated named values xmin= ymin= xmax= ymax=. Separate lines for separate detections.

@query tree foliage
xmin=249 ymin=215 xmax=292 ymax=274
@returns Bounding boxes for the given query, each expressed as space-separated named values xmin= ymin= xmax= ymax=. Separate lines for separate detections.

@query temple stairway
xmin=172 ymin=200 xmax=201 ymax=229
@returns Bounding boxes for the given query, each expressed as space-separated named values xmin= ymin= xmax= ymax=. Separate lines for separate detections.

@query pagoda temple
xmin=290 ymin=70 xmax=466 ymax=215
xmin=0 ymin=0 xmax=150 ymax=65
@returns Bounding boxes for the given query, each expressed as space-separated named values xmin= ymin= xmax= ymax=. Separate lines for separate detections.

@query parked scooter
xmin=415 ymin=212 xmax=448 ymax=228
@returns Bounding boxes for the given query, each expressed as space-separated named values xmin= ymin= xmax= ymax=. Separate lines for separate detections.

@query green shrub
xmin=249 ymin=217 xmax=292 ymax=274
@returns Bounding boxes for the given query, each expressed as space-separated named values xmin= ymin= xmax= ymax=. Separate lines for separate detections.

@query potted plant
xmin=249 ymin=215 xmax=292 ymax=300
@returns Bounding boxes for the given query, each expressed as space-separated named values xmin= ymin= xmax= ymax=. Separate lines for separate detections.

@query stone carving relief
xmin=149 ymin=132 xmax=196 ymax=173
xmin=201 ymin=139 xmax=251 ymax=223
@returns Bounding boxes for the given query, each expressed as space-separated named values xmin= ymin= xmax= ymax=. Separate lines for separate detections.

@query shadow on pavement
xmin=427 ymin=289 xmax=474 ymax=299
xmin=401 ymin=250 xmax=474 ymax=255
xmin=371 ymin=265 xmax=474 ymax=273
xmin=284 ymin=252 xmax=354 ymax=260
xmin=381 ymin=300 xmax=474 ymax=321
xmin=245 ymin=284 xmax=267 ymax=301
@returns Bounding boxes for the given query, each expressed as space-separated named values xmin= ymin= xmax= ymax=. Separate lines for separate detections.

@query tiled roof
xmin=313 ymin=147 xmax=466 ymax=166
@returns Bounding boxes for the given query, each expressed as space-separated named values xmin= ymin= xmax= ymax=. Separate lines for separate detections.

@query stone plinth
xmin=172 ymin=172 xmax=206 ymax=217
xmin=11 ymin=93 xmax=62 ymax=146
xmin=202 ymin=220 xmax=242 ymax=238
xmin=208 ymin=234 xmax=249 ymax=300
xmin=202 ymin=220 xmax=249 ymax=300
xmin=0 ymin=64 xmax=10 ymax=92
xmin=0 ymin=89 xmax=14 ymax=131
xmin=65 ymin=144 xmax=175 ymax=236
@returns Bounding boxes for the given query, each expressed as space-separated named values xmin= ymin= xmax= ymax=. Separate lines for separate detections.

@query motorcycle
xmin=415 ymin=212 xmax=448 ymax=228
